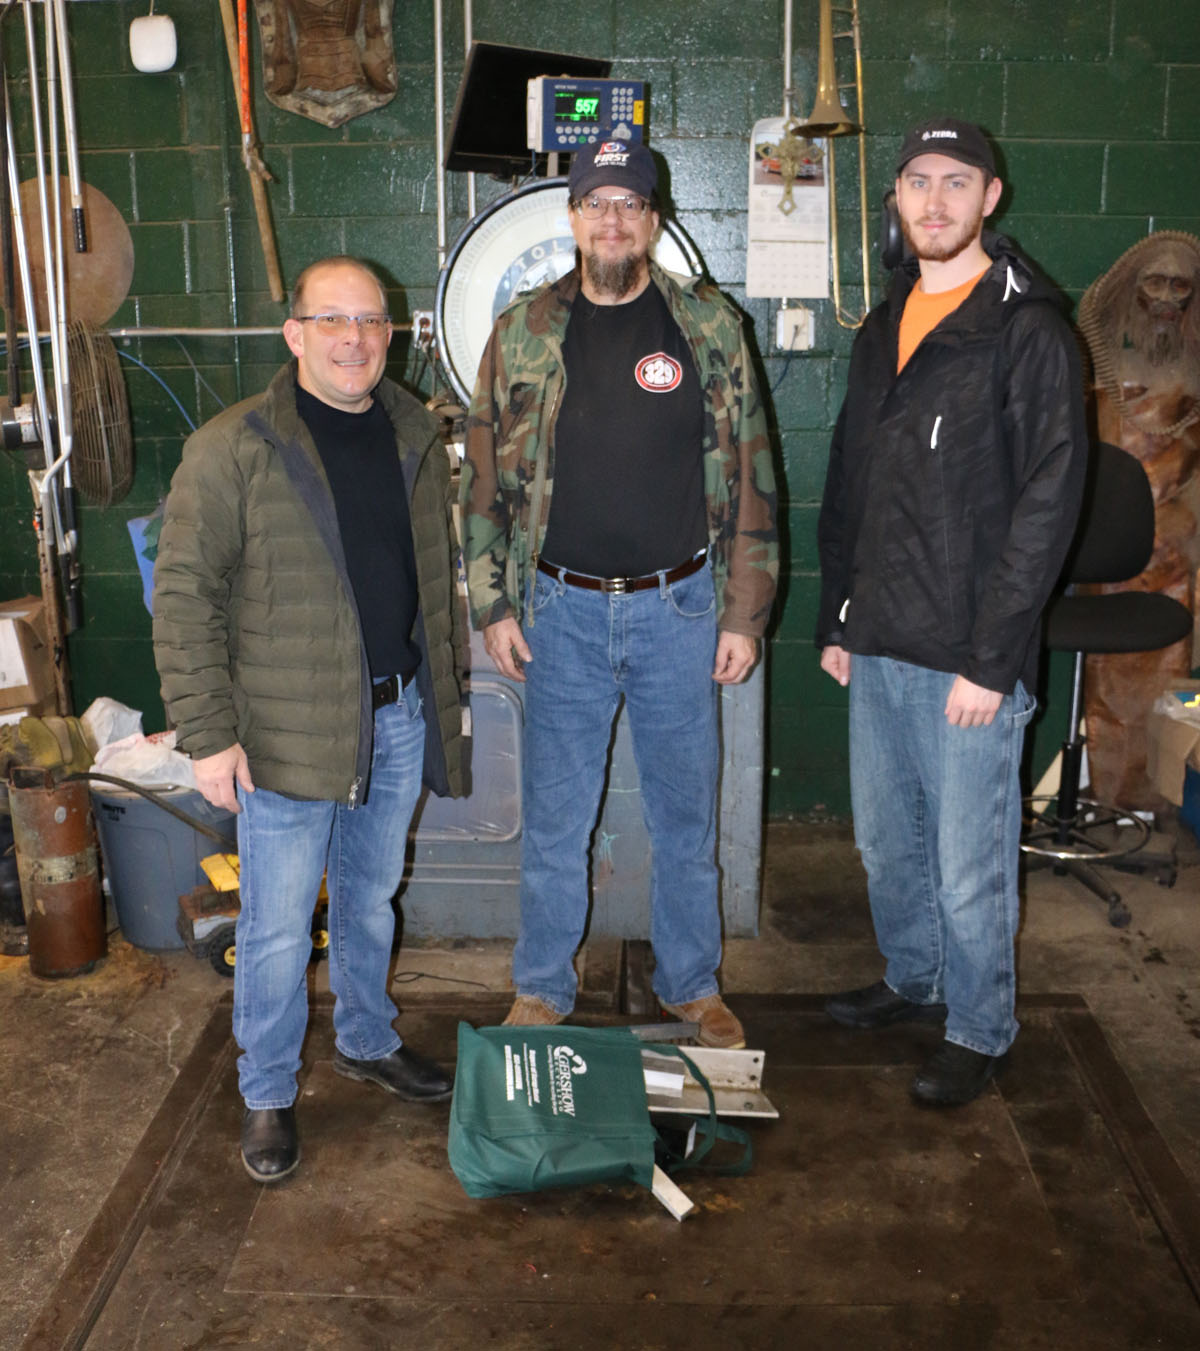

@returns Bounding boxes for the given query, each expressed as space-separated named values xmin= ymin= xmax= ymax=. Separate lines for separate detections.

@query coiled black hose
xmin=63 ymin=771 xmax=237 ymax=851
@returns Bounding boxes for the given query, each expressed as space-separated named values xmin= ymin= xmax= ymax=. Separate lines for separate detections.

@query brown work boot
xmin=659 ymin=995 xmax=746 ymax=1048
xmin=502 ymin=995 xmax=566 ymax=1027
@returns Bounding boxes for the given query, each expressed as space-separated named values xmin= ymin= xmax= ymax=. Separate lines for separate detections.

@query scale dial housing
xmin=434 ymin=178 xmax=703 ymax=405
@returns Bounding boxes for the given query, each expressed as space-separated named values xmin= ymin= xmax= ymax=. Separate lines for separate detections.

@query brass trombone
xmin=793 ymin=0 xmax=870 ymax=328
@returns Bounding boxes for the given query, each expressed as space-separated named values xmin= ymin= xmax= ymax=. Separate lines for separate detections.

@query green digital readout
xmin=555 ymin=90 xmax=601 ymax=122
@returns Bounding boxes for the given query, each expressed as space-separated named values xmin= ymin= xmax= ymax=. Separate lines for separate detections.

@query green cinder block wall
xmin=1 ymin=0 xmax=1197 ymax=819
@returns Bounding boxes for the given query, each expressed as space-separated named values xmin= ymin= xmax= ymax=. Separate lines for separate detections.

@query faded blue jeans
xmin=233 ymin=681 xmax=424 ymax=1109
xmin=513 ymin=562 xmax=723 ymax=1014
xmin=848 ymin=655 xmax=1036 ymax=1057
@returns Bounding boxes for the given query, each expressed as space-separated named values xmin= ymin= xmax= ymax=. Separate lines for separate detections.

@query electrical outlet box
xmin=775 ymin=304 xmax=813 ymax=351
xmin=412 ymin=310 xmax=435 ymax=349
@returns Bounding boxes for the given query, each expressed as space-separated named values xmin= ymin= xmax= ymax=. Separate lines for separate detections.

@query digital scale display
xmin=434 ymin=180 xmax=700 ymax=405
xmin=555 ymin=90 xmax=601 ymax=123
xmin=527 ymin=76 xmax=645 ymax=152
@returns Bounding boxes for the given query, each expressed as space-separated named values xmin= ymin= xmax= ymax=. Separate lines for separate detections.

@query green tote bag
xmin=448 ymin=1022 xmax=751 ymax=1200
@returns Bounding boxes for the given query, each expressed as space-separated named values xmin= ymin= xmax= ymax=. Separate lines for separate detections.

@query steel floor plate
xmin=23 ymin=994 xmax=1200 ymax=1350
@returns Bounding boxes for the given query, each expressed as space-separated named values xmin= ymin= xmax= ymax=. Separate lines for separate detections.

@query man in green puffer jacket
xmin=154 ymin=257 xmax=466 ymax=1184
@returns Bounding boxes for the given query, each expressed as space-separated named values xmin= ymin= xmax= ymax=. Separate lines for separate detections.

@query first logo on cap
xmin=594 ymin=141 xmax=630 ymax=167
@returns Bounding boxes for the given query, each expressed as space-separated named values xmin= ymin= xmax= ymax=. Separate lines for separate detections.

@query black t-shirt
xmin=540 ymin=283 xmax=706 ymax=578
xmin=296 ymin=383 xmax=421 ymax=681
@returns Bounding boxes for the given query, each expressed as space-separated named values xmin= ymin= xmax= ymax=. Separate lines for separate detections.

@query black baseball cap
xmin=567 ymin=139 xmax=658 ymax=201
xmin=895 ymin=118 xmax=996 ymax=177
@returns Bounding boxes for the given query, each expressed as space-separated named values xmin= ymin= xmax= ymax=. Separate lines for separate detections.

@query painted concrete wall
xmin=1 ymin=0 xmax=1197 ymax=816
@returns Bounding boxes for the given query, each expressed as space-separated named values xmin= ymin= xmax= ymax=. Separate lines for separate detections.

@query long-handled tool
xmin=1 ymin=4 xmax=21 ymax=413
xmin=40 ymin=0 xmax=82 ymax=631
xmin=51 ymin=0 xmax=86 ymax=253
xmin=217 ymin=0 xmax=285 ymax=303
xmin=20 ymin=0 xmax=81 ymax=635
xmin=0 ymin=0 xmax=91 ymax=713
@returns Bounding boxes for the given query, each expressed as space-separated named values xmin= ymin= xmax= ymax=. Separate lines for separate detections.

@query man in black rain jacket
xmin=817 ymin=118 xmax=1087 ymax=1106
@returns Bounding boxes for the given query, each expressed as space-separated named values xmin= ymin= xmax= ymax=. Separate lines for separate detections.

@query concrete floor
xmin=3 ymin=820 xmax=1199 ymax=1348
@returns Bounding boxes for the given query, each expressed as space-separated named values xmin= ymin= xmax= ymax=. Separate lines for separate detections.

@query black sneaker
xmin=825 ymin=980 xmax=947 ymax=1029
xmin=911 ymin=1041 xmax=1003 ymax=1107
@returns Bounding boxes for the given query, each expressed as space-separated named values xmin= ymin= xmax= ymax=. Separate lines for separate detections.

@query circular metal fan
xmin=66 ymin=319 xmax=132 ymax=506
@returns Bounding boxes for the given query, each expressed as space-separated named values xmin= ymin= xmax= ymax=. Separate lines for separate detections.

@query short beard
xmin=901 ymin=201 xmax=985 ymax=264
xmin=583 ymin=250 xmax=646 ymax=299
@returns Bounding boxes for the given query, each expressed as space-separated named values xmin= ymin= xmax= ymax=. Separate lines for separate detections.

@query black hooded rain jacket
xmin=816 ymin=231 xmax=1088 ymax=696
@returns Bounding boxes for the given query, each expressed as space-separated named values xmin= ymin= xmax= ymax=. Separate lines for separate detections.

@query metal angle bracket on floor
xmin=640 ymin=1046 xmax=780 ymax=1119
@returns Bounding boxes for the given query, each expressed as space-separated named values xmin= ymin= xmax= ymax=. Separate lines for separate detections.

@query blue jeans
xmin=848 ymin=656 xmax=1036 ymax=1057
xmin=233 ymin=682 xmax=425 ymax=1109
xmin=513 ymin=563 xmax=723 ymax=1013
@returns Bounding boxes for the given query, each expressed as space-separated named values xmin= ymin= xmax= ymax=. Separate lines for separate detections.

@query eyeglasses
xmin=572 ymin=194 xmax=649 ymax=220
xmin=294 ymin=313 xmax=391 ymax=334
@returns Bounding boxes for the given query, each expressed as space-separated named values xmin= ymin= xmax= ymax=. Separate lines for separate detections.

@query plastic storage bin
xmin=90 ymin=784 xmax=236 ymax=951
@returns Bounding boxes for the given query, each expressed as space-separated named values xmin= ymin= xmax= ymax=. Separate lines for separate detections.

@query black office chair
xmin=1021 ymin=441 xmax=1194 ymax=927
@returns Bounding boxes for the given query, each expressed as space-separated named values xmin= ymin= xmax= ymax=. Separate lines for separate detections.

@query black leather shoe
xmin=911 ymin=1041 xmax=1003 ymax=1107
xmin=825 ymin=980 xmax=947 ymax=1029
xmin=240 ymin=1106 xmax=299 ymax=1183
xmin=333 ymin=1044 xmax=454 ymax=1102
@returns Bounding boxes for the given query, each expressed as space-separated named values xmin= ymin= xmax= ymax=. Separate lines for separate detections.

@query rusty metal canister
xmin=8 ymin=767 xmax=106 ymax=978
xmin=0 ymin=783 xmax=30 ymax=956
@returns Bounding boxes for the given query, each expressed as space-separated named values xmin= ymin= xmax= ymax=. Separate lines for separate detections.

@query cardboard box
xmin=0 ymin=596 xmax=56 ymax=715
xmin=1145 ymin=680 xmax=1200 ymax=807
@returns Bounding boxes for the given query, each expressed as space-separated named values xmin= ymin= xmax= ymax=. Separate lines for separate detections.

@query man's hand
xmin=945 ymin=675 xmax=1003 ymax=727
xmin=713 ymin=631 xmax=758 ymax=685
xmin=483 ymin=616 xmax=532 ymax=683
xmin=820 ymin=644 xmax=851 ymax=686
xmin=194 ymin=743 xmax=254 ymax=813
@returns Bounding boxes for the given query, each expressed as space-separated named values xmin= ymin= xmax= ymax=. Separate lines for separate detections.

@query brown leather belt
xmin=536 ymin=551 xmax=706 ymax=595
xmin=372 ymin=673 xmax=412 ymax=711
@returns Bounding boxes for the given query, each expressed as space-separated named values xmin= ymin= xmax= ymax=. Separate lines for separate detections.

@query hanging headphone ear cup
xmin=879 ymin=190 xmax=906 ymax=270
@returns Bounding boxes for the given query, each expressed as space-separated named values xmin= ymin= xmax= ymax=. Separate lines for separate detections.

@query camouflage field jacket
xmin=460 ymin=262 xmax=778 ymax=637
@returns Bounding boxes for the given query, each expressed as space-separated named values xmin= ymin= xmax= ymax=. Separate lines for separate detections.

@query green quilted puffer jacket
xmin=153 ymin=363 xmax=466 ymax=804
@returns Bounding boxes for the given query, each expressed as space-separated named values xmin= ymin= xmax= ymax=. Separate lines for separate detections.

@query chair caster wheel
xmin=1108 ymin=900 xmax=1132 ymax=928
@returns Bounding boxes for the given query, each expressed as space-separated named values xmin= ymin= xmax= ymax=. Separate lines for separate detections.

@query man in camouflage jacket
xmin=461 ymin=140 xmax=777 ymax=1047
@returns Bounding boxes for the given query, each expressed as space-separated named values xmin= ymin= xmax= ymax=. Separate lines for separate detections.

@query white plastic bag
xmin=81 ymin=697 xmax=144 ymax=750
xmin=92 ymin=728 xmax=197 ymax=790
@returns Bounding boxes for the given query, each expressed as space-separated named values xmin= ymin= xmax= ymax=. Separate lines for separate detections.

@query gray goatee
xmin=584 ymin=251 xmax=645 ymax=300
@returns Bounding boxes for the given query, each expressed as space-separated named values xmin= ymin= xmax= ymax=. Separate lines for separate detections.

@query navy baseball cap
xmin=568 ymin=139 xmax=658 ymax=201
xmin=896 ymin=118 xmax=996 ymax=176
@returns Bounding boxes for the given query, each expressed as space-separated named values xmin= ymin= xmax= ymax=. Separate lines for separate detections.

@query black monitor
xmin=446 ymin=41 xmax=612 ymax=178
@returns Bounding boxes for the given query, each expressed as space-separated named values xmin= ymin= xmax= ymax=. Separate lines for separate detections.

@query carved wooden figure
xmin=1077 ymin=232 xmax=1200 ymax=809
xmin=255 ymin=0 xmax=397 ymax=128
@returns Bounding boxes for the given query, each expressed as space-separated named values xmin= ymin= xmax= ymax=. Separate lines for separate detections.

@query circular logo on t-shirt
xmin=634 ymin=352 xmax=683 ymax=392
